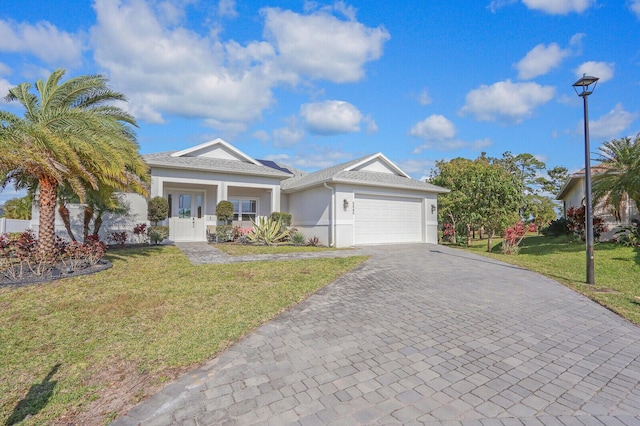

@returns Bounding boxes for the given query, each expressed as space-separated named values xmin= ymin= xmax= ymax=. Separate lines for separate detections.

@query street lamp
xmin=573 ymin=74 xmax=599 ymax=285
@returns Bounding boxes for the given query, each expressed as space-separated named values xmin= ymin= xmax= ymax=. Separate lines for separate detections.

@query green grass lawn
xmin=0 ymin=245 xmax=367 ymax=425
xmin=213 ymin=243 xmax=348 ymax=255
xmin=454 ymin=235 xmax=640 ymax=324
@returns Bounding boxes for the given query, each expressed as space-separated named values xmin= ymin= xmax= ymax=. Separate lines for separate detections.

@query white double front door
xmin=168 ymin=191 xmax=206 ymax=242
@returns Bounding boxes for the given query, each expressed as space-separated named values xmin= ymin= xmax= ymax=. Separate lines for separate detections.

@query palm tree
xmin=0 ymin=68 xmax=149 ymax=256
xmin=592 ymin=133 xmax=640 ymax=219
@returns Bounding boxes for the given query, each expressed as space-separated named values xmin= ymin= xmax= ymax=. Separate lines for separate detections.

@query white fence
xmin=0 ymin=218 xmax=31 ymax=234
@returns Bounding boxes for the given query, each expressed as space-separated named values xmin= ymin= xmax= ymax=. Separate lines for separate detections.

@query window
xmin=196 ymin=195 xmax=203 ymax=218
xmin=230 ymin=198 xmax=257 ymax=221
xmin=179 ymin=194 xmax=191 ymax=218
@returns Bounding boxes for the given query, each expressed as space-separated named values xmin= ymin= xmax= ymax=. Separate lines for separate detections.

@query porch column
xmin=217 ymin=182 xmax=228 ymax=202
xmin=270 ymin=187 xmax=280 ymax=213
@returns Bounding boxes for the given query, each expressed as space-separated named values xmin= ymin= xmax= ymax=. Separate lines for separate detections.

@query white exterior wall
xmin=152 ymin=166 xmax=282 ymax=233
xmin=287 ymin=186 xmax=332 ymax=246
xmin=0 ymin=218 xmax=31 ymax=234
xmin=30 ymin=192 xmax=148 ymax=243
xmin=287 ymin=184 xmax=440 ymax=248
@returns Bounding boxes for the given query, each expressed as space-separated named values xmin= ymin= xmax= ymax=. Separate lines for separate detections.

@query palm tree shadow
xmin=6 ymin=364 xmax=61 ymax=425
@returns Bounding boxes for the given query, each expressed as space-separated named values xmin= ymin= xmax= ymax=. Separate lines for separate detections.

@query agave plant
xmin=247 ymin=216 xmax=290 ymax=245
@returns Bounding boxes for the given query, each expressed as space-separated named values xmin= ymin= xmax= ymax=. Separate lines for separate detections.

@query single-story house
xmin=29 ymin=138 xmax=449 ymax=247
xmin=144 ymin=138 xmax=448 ymax=247
xmin=556 ymin=166 xmax=639 ymax=239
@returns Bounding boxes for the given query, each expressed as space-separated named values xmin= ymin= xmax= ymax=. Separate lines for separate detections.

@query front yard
xmin=455 ymin=235 xmax=640 ymax=324
xmin=0 ymin=245 xmax=367 ymax=425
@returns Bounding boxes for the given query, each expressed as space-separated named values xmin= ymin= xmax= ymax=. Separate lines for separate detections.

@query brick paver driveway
xmin=113 ymin=244 xmax=640 ymax=425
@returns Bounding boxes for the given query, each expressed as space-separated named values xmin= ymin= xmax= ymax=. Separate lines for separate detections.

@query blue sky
xmin=0 ymin=0 xmax=639 ymax=204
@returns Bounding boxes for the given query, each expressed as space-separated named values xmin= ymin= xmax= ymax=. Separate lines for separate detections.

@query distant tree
xmin=0 ymin=69 xmax=148 ymax=257
xmin=148 ymin=196 xmax=169 ymax=225
xmin=538 ymin=166 xmax=569 ymax=195
xmin=523 ymin=194 xmax=557 ymax=233
xmin=495 ymin=151 xmax=546 ymax=195
xmin=431 ymin=156 xmax=523 ymax=251
xmin=592 ymin=133 xmax=640 ymax=216
xmin=2 ymin=195 xmax=32 ymax=220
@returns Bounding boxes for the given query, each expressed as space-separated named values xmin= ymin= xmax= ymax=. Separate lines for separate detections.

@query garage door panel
xmin=354 ymin=194 xmax=423 ymax=245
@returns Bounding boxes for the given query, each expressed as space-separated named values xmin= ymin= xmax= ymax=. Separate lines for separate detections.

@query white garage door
xmin=354 ymin=194 xmax=424 ymax=245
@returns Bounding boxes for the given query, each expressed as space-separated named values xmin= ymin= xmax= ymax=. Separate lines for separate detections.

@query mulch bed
xmin=0 ymin=260 xmax=112 ymax=289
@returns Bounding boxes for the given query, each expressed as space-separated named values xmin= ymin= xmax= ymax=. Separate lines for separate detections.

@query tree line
xmin=430 ymin=133 xmax=640 ymax=251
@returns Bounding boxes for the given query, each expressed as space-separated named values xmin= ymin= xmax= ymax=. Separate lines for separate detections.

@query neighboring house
xmin=556 ymin=166 xmax=639 ymax=239
xmin=144 ymin=138 xmax=449 ymax=247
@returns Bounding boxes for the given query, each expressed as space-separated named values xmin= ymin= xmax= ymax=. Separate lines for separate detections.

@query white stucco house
xmin=556 ymin=166 xmax=639 ymax=239
xmin=144 ymin=138 xmax=448 ymax=247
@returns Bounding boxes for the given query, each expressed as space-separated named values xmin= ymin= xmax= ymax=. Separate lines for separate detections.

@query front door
xmin=168 ymin=191 xmax=205 ymax=241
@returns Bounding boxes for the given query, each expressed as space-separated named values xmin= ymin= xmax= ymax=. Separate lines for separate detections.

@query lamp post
xmin=573 ymin=74 xmax=599 ymax=285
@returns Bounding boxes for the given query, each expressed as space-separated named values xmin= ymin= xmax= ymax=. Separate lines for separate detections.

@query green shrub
xmin=270 ymin=212 xmax=292 ymax=227
xmin=216 ymin=225 xmax=232 ymax=242
xmin=148 ymin=197 xmax=169 ymax=225
xmin=541 ymin=217 xmax=571 ymax=237
xmin=148 ymin=226 xmax=169 ymax=245
xmin=615 ymin=222 xmax=640 ymax=247
xmin=291 ymin=231 xmax=306 ymax=246
xmin=247 ymin=216 xmax=290 ymax=245
xmin=306 ymin=236 xmax=321 ymax=247
xmin=216 ymin=201 xmax=234 ymax=224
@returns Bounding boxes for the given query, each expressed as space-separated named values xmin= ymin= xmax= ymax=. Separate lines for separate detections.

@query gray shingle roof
xmin=281 ymin=154 xmax=449 ymax=194
xmin=143 ymin=151 xmax=293 ymax=179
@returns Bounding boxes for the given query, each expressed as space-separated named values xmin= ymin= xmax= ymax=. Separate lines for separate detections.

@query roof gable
xmin=171 ymin=138 xmax=259 ymax=164
xmin=346 ymin=153 xmax=410 ymax=177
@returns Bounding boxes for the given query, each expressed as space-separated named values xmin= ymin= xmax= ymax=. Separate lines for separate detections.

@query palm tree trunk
xmin=83 ymin=207 xmax=93 ymax=241
xmin=92 ymin=211 xmax=103 ymax=238
xmin=37 ymin=177 xmax=58 ymax=257
xmin=58 ymin=203 xmax=77 ymax=242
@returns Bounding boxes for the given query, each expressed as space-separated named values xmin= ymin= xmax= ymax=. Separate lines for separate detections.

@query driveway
xmin=113 ymin=244 xmax=640 ymax=425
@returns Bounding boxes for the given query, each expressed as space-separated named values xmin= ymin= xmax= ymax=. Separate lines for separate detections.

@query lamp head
xmin=573 ymin=74 xmax=599 ymax=97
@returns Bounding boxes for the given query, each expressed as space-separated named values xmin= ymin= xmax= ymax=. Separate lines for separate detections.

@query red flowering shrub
xmin=501 ymin=221 xmax=527 ymax=254
xmin=566 ymin=206 xmax=607 ymax=241
xmin=1 ymin=231 xmax=108 ymax=282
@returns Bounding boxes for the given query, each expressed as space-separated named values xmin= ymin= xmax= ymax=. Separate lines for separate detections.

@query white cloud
xmin=487 ymin=0 xmax=518 ymax=13
xmin=89 ymin=0 xmax=388 ymax=132
xmin=418 ymin=88 xmax=432 ymax=105
xmin=472 ymin=138 xmax=493 ymax=150
xmin=272 ymin=115 xmax=305 ymax=147
xmin=0 ymin=78 xmax=12 ymax=101
xmin=251 ymin=130 xmax=270 ymax=142
xmin=632 ymin=0 xmax=640 ymax=18
xmin=522 ymin=0 xmax=594 ymax=14
xmin=574 ymin=61 xmax=615 ymax=83
xmin=363 ymin=115 xmax=378 ymax=134
xmin=516 ymin=43 xmax=570 ymax=79
xmin=588 ymin=103 xmax=638 ymax=139
xmin=408 ymin=114 xmax=483 ymax=152
xmin=262 ymin=7 xmax=390 ymax=83
xmin=409 ymin=114 xmax=456 ymax=140
xmin=396 ymin=159 xmax=436 ymax=179
xmin=265 ymin=148 xmax=353 ymax=171
xmin=0 ymin=19 xmax=84 ymax=66
xmin=218 ymin=0 xmax=238 ymax=18
xmin=460 ymin=79 xmax=555 ymax=123
xmin=299 ymin=100 xmax=364 ymax=135
xmin=91 ymin=0 xmax=277 ymax=126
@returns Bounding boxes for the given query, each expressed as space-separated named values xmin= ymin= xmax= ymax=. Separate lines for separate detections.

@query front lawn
xmin=213 ymin=243 xmax=348 ymax=255
xmin=0 ymin=245 xmax=367 ymax=425
xmin=455 ymin=235 xmax=640 ymax=324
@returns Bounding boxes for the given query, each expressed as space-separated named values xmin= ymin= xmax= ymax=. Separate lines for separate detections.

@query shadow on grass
xmin=6 ymin=364 xmax=60 ymax=426
xmin=105 ymin=244 xmax=168 ymax=262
